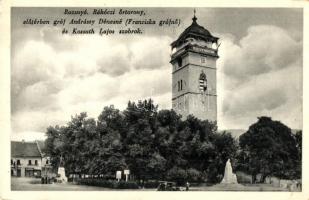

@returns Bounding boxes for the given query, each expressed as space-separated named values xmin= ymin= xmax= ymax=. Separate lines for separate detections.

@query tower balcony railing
xmin=171 ymin=43 xmax=218 ymax=61
xmin=191 ymin=45 xmax=217 ymax=56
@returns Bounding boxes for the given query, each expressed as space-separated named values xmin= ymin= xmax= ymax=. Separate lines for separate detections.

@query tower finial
xmin=192 ymin=8 xmax=197 ymax=23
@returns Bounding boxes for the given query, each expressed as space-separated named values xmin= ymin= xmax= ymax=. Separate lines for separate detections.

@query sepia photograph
xmin=8 ymin=6 xmax=303 ymax=193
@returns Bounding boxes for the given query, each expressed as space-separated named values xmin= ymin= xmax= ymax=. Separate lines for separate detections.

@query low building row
xmin=11 ymin=140 xmax=53 ymax=177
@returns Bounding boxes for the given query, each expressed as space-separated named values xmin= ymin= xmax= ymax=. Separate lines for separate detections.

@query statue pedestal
xmin=57 ymin=167 xmax=68 ymax=183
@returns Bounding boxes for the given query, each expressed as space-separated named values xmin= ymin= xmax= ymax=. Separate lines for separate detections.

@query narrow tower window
xmin=178 ymin=80 xmax=183 ymax=91
xmin=177 ymin=57 xmax=182 ymax=68
xmin=181 ymin=80 xmax=183 ymax=90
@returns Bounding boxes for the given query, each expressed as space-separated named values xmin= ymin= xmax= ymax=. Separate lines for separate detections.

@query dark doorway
xmin=17 ymin=169 xmax=21 ymax=177
xmin=25 ymin=169 xmax=34 ymax=177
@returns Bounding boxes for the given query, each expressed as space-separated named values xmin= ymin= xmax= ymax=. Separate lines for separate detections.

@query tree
xmin=44 ymin=99 xmax=239 ymax=184
xmin=166 ymin=167 xmax=187 ymax=185
xmin=61 ymin=112 xmax=96 ymax=176
xmin=123 ymin=99 xmax=158 ymax=180
xmin=95 ymin=106 xmax=127 ymax=177
xmin=45 ymin=125 xmax=65 ymax=169
xmin=294 ymin=130 xmax=302 ymax=179
xmin=97 ymin=105 xmax=126 ymax=138
xmin=146 ymin=152 xmax=167 ymax=180
xmin=238 ymin=116 xmax=301 ymax=182
xmin=207 ymin=131 xmax=237 ymax=183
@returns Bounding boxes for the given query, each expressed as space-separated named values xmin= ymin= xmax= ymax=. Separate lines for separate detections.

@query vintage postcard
xmin=0 ymin=1 xmax=308 ymax=200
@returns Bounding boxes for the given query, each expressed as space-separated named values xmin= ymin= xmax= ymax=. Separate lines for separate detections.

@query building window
xmin=46 ymin=160 xmax=49 ymax=165
xmin=11 ymin=159 xmax=13 ymax=165
xmin=35 ymin=160 xmax=38 ymax=165
xmin=17 ymin=160 xmax=20 ymax=165
xmin=28 ymin=160 xmax=32 ymax=165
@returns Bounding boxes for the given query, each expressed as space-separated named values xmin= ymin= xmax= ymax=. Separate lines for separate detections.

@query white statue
xmin=57 ymin=167 xmax=68 ymax=183
xmin=221 ymin=159 xmax=238 ymax=184
xmin=56 ymin=156 xmax=67 ymax=183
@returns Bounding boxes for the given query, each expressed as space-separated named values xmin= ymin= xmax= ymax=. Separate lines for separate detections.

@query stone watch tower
xmin=171 ymin=11 xmax=219 ymax=122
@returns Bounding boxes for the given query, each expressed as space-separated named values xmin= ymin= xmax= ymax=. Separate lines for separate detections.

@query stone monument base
xmin=57 ymin=167 xmax=68 ymax=183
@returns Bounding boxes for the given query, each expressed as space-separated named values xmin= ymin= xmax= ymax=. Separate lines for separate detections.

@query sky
xmin=11 ymin=7 xmax=303 ymax=141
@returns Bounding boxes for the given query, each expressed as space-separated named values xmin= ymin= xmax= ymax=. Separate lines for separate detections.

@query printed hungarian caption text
xmin=22 ymin=8 xmax=182 ymax=36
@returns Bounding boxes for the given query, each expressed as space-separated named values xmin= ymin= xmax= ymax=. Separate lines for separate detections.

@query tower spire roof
xmin=192 ymin=8 xmax=197 ymax=23
xmin=171 ymin=9 xmax=218 ymax=48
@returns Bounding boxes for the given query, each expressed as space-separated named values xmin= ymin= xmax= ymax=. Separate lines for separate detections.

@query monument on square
xmin=57 ymin=156 xmax=68 ymax=183
xmin=221 ymin=159 xmax=238 ymax=184
xmin=57 ymin=167 xmax=68 ymax=183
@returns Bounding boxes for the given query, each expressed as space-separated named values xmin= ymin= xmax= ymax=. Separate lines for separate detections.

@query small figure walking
xmin=186 ymin=181 xmax=190 ymax=191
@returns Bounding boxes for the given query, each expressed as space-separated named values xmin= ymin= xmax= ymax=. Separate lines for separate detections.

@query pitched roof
xmin=11 ymin=141 xmax=42 ymax=157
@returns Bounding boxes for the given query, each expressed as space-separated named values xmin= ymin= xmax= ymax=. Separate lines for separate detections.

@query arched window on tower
xmin=199 ymin=72 xmax=207 ymax=92
xmin=180 ymin=80 xmax=183 ymax=90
